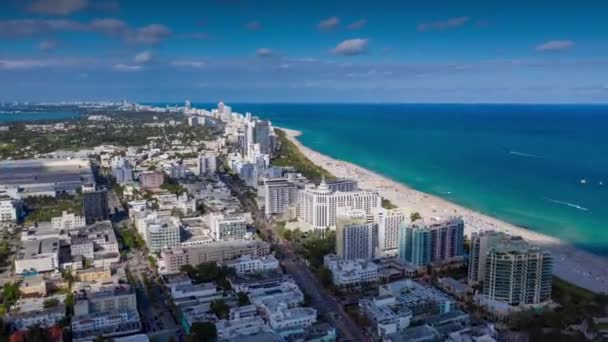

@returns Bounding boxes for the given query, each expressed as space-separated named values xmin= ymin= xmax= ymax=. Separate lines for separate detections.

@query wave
xmin=544 ymin=197 xmax=590 ymax=212
xmin=508 ymin=150 xmax=541 ymax=158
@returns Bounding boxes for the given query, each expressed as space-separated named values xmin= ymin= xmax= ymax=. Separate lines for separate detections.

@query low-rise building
xmin=377 ymin=280 xmax=455 ymax=322
xmin=225 ymin=255 xmax=280 ymax=275
xmin=19 ymin=275 xmax=48 ymax=298
xmin=51 ymin=211 xmax=86 ymax=230
xmin=215 ymin=315 xmax=271 ymax=341
xmin=72 ymin=310 xmax=141 ymax=342
xmin=359 ymin=295 xmax=412 ymax=339
xmin=0 ymin=198 xmax=21 ymax=222
xmin=77 ymin=267 xmax=112 ymax=283
xmin=8 ymin=306 xmax=66 ymax=330
xmin=15 ymin=238 xmax=60 ymax=274
xmin=323 ymin=254 xmax=379 ymax=287
xmin=158 ymin=239 xmax=270 ymax=274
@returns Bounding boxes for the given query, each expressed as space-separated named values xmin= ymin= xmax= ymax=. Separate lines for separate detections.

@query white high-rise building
xmin=199 ymin=153 xmax=217 ymax=175
xmin=207 ymin=213 xmax=248 ymax=241
xmin=298 ymin=178 xmax=381 ymax=230
xmin=375 ymin=208 xmax=406 ymax=257
xmin=336 ymin=216 xmax=376 ymax=260
xmin=263 ymin=177 xmax=298 ymax=217
xmin=141 ymin=216 xmax=181 ymax=253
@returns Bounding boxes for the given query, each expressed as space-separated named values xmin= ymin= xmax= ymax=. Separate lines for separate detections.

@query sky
xmin=1 ymin=0 xmax=608 ymax=103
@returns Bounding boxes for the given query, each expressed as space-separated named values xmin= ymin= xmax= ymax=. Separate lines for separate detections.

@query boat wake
xmin=544 ymin=197 xmax=590 ymax=212
xmin=508 ymin=150 xmax=540 ymax=158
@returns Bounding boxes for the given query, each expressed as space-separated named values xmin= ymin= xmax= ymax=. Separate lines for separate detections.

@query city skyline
xmin=1 ymin=0 xmax=608 ymax=103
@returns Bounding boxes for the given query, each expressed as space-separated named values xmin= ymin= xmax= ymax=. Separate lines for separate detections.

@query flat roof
xmin=0 ymin=159 xmax=93 ymax=186
xmin=17 ymin=238 xmax=60 ymax=260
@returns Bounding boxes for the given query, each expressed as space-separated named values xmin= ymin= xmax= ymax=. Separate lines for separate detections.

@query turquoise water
xmin=0 ymin=111 xmax=78 ymax=122
xmin=223 ymin=103 xmax=608 ymax=255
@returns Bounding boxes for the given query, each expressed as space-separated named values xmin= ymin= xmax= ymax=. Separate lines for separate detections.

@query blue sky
xmin=1 ymin=0 xmax=607 ymax=103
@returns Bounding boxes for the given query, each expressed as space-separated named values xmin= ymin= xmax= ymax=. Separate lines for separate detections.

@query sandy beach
xmin=280 ymin=127 xmax=608 ymax=294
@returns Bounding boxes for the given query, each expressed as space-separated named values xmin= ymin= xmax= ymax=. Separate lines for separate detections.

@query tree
xmin=210 ymin=300 xmax=230 ymax=319
xmin=2 ymin=282 xmax=19 ymax=306
xmin=317 ymin=266 xmax=334 ymax=288
xmin=187 ymin=321 xmax=217 ymax=342
xmin=26 ymin=326 xmax=49 ymax=342
xmin=43 ymin=298 xmax=60 ymax=309
xmin=237 ymin=292 xmax=250 ymax=306
xmin=410 ymin=212 xmax=422 ymax=222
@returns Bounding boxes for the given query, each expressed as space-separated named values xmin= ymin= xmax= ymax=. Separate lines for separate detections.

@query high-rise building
xmin=336 ymin=216 xmax=376 ymax=260
xmin=82 ymin=190 xmax=109 ymax=224
xmin=483 ymin=240 xmax=553 ymax=306
xmin=398 ymin=223 xmax=431 ymax=266
xmin=263 ymin=177 xmax=298 ymax=217
xmin=113 ymin=165 xmax=133 ymax=184
xmin=376 ymin=208 xmax=406 ymax=257
xmin=326 ymin=178 xmax=358 ymax=192
xmin=141 ymin=216 xmax=181 ymax=253
xmin=199 ymin=153 xmax=217 ymax=175
xmin=298 ymin=179 xmax=381 ymax=230
xmin=139 ymin=171 xmax=164 ymax=189
xmin=398 ymin=217 xmax=464 ymax=267
xmin=254 ymin=120 xmax=271 ymax=155
xmin=468 ymin=230 xmax=519 ymax=285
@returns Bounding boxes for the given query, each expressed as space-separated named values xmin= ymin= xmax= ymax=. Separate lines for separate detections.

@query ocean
xmin=223 ymin=103 xmax=608 ymax=255
xmin=0 ymin=111 xmax=79 ymax=123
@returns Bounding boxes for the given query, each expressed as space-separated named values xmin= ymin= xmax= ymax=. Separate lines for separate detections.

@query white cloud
xmin=39 ymin=39 xmax=58 ymax=51
xmin=171 ymin=60 xmax=206 ymax=68
xmin=418 ymin=17 xmax=470 ymax=31
xmin=331 ymin=38 xmax=369 ymax=56
xmin=256 ymin=48 xmax=274 ymax=57
xmin=0 ymin=58 xmax=80 ymax=70
xmin=0 ymin=19 xmax=84 ymax=38
xmin=90 ymin=18 xmax=128 ymax=36
xmin=27 ymin=0 xmax=88 ymax=16
xmin=347 ymin=19 xmax=367 ymax=30
xmin=536 ymin=40 xmax=575 ymax=52
xmin=134 ymin=51 xmax=153 ymax=64
xmin=318 ymin=16 xmax=340 ymax=30
xmin=130 ymin=24 xmax=171 ymax=44
xmin=112 ymin=63 xmax=142 ymax=71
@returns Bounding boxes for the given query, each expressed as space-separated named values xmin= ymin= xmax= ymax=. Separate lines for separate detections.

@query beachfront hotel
xmin=376 ymin=208 xmax=407 ymax=257
xmin=397 ymin=217 xmax=465 ymax=267
xmin=468 ymin=230 xmax=523 ymax=285
xmin=336 ymin=214 xmax=376 ymax=260
xmin=263 ymin=177 xmax=299 ymax=217
xmin=297 ymin=178 xmax=381 ymax=230
xmin=481 ymin=237 xmax=553 ymax=306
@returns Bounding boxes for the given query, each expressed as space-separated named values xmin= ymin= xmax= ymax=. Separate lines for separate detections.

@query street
xmin=219 ymin=172 xmax=371 ymax=342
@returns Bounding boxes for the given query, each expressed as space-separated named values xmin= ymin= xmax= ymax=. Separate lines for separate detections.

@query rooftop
xmin=0 ymin=159 xmax=93 ymax=186
xmin=17 ymin=238 xmax=60 ymax=260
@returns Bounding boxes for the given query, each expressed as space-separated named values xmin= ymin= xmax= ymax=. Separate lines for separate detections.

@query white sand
xmin=280 ymin=127 xmax=608 ymax=294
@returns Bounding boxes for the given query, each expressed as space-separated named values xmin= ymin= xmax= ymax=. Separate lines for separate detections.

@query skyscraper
xmin=263 ymin=177 xmax=298 ymax=217
xmin=298 ymin=178 xmax=381 ymax=230
xmin=483 ymin=240 xmax=553 ymax=305
xmin=397 ymin=217 xmax=464 ymax=266
xmin=253 ymin=120 xmax=271 ymax=155
xmin=83 ymin=189 xmax=109 ymax=224
xmin=336 ymin=215 xmax=376 ymax=260
xmin=468 ymin=230 xmax=519 ymax=285
xmin=376 ymin=208 xmax=406 ymax=257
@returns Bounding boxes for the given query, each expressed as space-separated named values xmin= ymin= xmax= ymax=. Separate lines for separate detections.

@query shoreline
xmin=279 ymin=127 xmax=608 ymax=294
